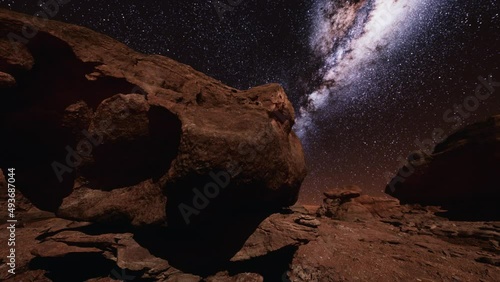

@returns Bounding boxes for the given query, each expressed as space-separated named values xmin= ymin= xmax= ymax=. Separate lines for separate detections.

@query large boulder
xmin=0 ymin=9 xmax=306 ymax=227
xmin=386 ymin=115 xmax=500 ymax=220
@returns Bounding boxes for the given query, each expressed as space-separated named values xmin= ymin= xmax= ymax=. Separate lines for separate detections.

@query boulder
xmin=323 ymin=185 xmax=362 ymax=200
xmin=0 ymin=9 xmax=306 ymax=227
xmin=386 ymin=115 xmax=500 ymax=220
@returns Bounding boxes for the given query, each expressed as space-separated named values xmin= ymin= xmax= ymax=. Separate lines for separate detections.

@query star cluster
xmin=1 ymin=0 xmax=499 ymax=203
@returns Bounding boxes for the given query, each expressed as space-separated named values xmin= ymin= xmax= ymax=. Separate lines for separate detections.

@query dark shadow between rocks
xmin=227 ymin=245 xmax=297 ymax=281
xmin=134 ymin=209 xmax=273 ymax=277
xmin=139 ymin=179 xmax=288 ymax=275
xmin=34 ymin=222 xmax=132 ymax=242
xmin=29 ymin=253 xmax=118 ymax=282
xmin=140 ymin=171 xmax=294 ymax=275
xmin=165 ymin=172 xmax=295 ymax=228
xmin=79 ymin=106 xmax=182 ymax=190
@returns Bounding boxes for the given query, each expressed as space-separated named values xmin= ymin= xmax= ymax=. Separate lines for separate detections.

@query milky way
xmin=296 ymin=0 xmax=434 ymax=139
xmin=296 ymin=0 xmax=499 ymax=202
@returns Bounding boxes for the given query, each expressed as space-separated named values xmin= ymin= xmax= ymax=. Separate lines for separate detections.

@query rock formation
xmin=2 ymin=179 xmax=499 ymax=281
xmin=317 ymin=185 xmax=401 ymax=221
xmin=0 ymin=9 xmax=306 ymax=228
xmin=289 ymin=205 xmax=500 ymax=282
xmin=0 ymin=8 xmax=313 ymax=281
xmin=386 ymin=115 xmax=500 ymax=220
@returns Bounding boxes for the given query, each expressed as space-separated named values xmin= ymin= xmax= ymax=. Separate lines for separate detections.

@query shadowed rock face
xmin=386 ymin=115 xmax=500 ymax=220
xmin=0 ymin=9 xmax=306 ymax=227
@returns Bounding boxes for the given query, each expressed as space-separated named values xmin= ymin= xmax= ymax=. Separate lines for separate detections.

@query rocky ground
xmin=1 ymin=183 xmax=499 ymax=281
xmin=291 ymin=188 xmax=500 ymax=282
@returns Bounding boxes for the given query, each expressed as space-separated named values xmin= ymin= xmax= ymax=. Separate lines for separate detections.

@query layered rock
xmin=289 ymin=188 xmax=500 ymax=282
xmin=230 ymin=213 xmax=319 ymax=262
xmin=0 ymin=9 xmax=306 ymax=227
xmin=1 ymin=179 xmax=499 ymax=281
xmin=386 ymin=115 xmax=500 ymax=220
xmin=317 ymin=185 xmax=401 ymax=221
xmin=289 ymin=212 xmax=500 ymax=282
xmin=0 ymin=207 xmax=318 ymax=281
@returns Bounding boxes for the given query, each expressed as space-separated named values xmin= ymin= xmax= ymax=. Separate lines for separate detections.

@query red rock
xmin=353 ymin=195 xmax=401 ymax=218
xmin=230 ymin=213 xmax=319 ymax=262
xmin=0 ymin=71 xmax=15 ymax=87
xmin=290 ymin=215 xmax=500 ymax=282
xmin=163 ymin=273 xmax=202 ymax=282
xmin=31 ymin=241 xmax=103 ymax=258
xmin=323 ymin=185 xmax=362 ymax=200
xmin=57 ymin=178 xmax=167 ymax=226
xmin=318 ymin=186 xmax=401 ymax=221
xmin=0 ymin=9 xmax=306 ymax=227
xmin=206 ymin=272 xmax=263 ymax=282
xmin=0 ymin=38 xmax=34 ymax=73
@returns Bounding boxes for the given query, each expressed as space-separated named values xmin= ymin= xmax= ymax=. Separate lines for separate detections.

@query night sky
xmin=1 ymin=0 xmax=499 ymax=204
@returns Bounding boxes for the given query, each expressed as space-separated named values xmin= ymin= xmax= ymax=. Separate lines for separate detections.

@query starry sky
xmin=1 ymin=0 xmax=499 ymax=204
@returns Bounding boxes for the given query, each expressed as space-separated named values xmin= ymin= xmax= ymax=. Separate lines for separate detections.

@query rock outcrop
xmin=1 ymin=179 xmax=499 ymax=281
xmin=386 ymin=115 xmax=500 ymax=220
xmin=230 ymin=213 xmax=319 ymax=262
xmin=287 ymin=186 xmax=500 ymax=282
xmin=0 ymin=205 xmax=319 ymax=281
xmin=0 ymin=9 xmax=306 ymax=228
xmin=0 ymin=9 xmax=312 ymax=282
xmin=289 ymin=207 xmax=500 ymax=282
xmin=317 ymin=185 xmax=401 ymax=221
